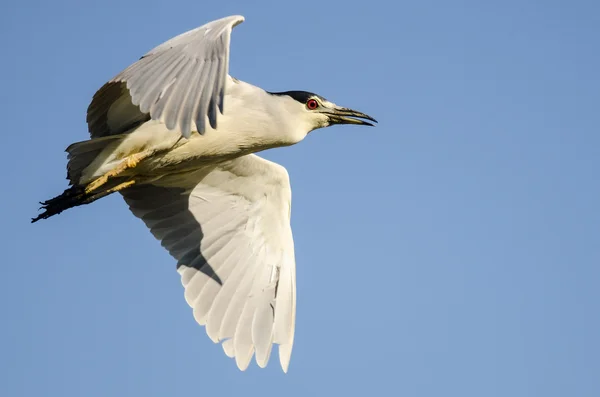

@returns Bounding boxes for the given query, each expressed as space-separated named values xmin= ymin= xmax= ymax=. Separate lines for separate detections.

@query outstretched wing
xmin=87 ymin=15 xmax=245 ymax=139
xmin=121 ymin=154 xmax=296 ymax=372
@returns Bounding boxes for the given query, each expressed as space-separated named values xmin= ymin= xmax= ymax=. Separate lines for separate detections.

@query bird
xmin=32 ymin=15 xmax=376 ymax=372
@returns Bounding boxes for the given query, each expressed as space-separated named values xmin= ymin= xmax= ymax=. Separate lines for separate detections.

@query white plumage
xmin=122 ymin=155 xmax=295 ymax=371
xmin=33 ymin=15 xmax=376 ymax=372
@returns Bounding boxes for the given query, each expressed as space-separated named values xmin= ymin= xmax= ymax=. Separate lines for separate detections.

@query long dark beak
xmin=325 ymin=107 xmax=378 ymax=126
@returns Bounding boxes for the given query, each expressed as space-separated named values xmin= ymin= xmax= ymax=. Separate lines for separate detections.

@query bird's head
xmin=268 ymin=90 xmax=377 ymax=134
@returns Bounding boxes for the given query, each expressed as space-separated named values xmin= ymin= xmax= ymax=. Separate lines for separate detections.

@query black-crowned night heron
xmin=32 ymin=15 xmax=376 ymax=372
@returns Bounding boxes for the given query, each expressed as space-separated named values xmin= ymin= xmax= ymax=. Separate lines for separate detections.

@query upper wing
xmin=87 ymin=15 xmax=245 ymax=139
xmin=121 ymin=154 xmax=296 ymax=372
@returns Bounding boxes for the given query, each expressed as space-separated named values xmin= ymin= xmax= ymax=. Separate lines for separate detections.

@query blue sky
xmin=1 ymin=1 xmax=599 ymax=396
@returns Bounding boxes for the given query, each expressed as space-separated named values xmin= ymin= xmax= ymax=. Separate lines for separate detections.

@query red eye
xmin=306 ymin=99 xmax=318 ymax=110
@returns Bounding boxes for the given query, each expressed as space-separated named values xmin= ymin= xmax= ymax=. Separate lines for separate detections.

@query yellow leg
xmin=85 ymin=151 xmax=152 ymax=194
xmin=105 ymin=180 xmax=136 ymax=194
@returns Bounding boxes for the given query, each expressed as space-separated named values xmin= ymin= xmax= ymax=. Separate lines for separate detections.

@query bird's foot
xmin=105 ymin=180 xmax=136 ymax=194
xmin=85 ymin=151 xmax=151 ymax=194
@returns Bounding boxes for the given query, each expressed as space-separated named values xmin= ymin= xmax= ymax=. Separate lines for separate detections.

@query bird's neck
xmin=220 ymin=80 xmax=311 ymax=148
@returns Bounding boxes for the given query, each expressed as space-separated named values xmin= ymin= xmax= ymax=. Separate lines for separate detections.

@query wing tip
xmin=255 ymin=343 xmax=273 ymax=369
xmin=222 ymin=339 xmax=236 ymax=358
xmin=279 ymin=344 xmax=293 ymax=373
xmin=230 ymin=15 xmax=245 ymax=27
xmin=234 ymin=346 xmax=254 ymax=371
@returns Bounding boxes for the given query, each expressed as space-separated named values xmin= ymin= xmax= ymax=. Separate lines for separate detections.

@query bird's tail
xmin=32 ymin=134 xmax=130 ymax=223
xmin=65 ymin=135 xmax=126 ymax=185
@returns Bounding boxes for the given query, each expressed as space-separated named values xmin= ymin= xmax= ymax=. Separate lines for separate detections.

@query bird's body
xmin=33 ymin=15 xmax=375 ymax=372
xmin=76 ymin=77 xmax=311 ymax=186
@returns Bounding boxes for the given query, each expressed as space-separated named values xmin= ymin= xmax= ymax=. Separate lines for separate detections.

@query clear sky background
xmin=1 ymin=1 xmax=599 ymax=396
